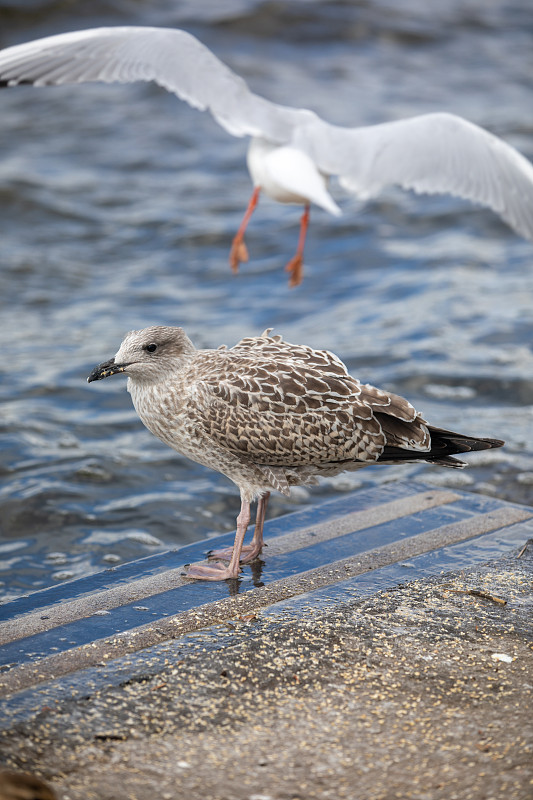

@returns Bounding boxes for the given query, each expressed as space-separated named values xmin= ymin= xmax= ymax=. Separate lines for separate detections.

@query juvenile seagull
xmin=88 ymin=326 xmax=504 ymax=580
xmin=1 ymin=29 xmax=533 ymax=285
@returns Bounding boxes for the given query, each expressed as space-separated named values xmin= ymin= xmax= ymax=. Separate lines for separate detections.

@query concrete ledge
xmin=0 ymin=482 xmax=532 ymax=799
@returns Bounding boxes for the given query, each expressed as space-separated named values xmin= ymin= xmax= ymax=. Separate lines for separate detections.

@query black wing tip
xmin=378 ymin=431 xmax=504 ymax=468
xmin=476 ymin=437 xmax=505 ymax=450
xmin=427 ymin=428 xmax=505 ymax=453
xmin=444 ymin=435 xmax=505 ymax=454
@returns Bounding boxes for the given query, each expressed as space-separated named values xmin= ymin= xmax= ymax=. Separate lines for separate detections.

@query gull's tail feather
xmin=378 ymin=427 xmax=504 ymax=469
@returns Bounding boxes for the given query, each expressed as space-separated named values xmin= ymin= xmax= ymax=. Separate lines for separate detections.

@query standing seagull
xmin=1 ymin=28 xmax=533 ymax=285
xmin=88 ymin=326 xmax=504 ymax=580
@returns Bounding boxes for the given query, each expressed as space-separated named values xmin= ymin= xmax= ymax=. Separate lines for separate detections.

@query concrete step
xmin=0 ymin=480 xmax=531 ymax=719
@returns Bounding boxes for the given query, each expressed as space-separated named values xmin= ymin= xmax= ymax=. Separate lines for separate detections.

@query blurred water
xmin=0 ymin=0 xmax=532 ymax=602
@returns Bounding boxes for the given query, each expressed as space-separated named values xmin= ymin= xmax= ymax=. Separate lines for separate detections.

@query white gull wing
xmin=0 ymin=25 xmax=314 ymax=141
xmin=295 ymin=112 xmax=533 ymax=240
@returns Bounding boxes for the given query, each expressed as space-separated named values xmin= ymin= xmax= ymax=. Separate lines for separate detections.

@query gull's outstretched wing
xmin=0 ymin=26 xmax=314 ymax=141
xmin=1 ymin=27 xmax=532 ymax=239
xmin=296 ymin=112 xmax=533 ymax=240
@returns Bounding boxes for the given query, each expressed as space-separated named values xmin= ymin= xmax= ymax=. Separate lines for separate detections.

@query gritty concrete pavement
xmin=1 ymin=542 xmax=532 ymax=800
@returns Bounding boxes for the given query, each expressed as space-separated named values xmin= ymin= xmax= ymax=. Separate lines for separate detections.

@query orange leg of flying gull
xmin=229 ymin=186 xmax=261 ymax=273
xmin=207 ymin=492 xmax=270 ymax=565
xmin=285 ymin=204 xmax=310 ymax=288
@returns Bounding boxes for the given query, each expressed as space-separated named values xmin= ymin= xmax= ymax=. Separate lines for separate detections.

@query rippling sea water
xmin=0 ymin=0 xmax=532 ymax=601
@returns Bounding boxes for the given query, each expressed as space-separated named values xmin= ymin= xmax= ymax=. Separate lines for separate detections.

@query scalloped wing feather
xmin=188 ymin=333 xmax=432 ymax=467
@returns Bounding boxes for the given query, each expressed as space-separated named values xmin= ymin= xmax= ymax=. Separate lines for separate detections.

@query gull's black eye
xmin=144 ymin=343 xmax=158 ymax=353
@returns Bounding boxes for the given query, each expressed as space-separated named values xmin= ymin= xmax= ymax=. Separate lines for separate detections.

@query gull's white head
xmin=88 ymin=325 xmax=196 ymax=385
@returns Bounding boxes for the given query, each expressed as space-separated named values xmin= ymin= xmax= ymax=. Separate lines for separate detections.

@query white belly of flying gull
xmin=88 ymin=326 xmax=504 ymax=581
xmin=1 ymin=27 xmax=533 ymax=285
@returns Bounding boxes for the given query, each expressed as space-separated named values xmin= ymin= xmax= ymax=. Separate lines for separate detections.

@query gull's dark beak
xmin=87 ymin=358 xmax=129 ymax=383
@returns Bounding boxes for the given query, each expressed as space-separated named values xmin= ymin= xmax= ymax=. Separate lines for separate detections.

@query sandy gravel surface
xmin=1 ymin=544 xmax=532 ymax=800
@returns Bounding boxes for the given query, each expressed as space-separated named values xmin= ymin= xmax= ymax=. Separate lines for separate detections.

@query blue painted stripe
xmin=1 ymin=517 xmax=530 ymax=730
xmin=0 ymin=492 xmax=514 ymax=668
xmin=0 ymin=480 xmax=429 ymax=621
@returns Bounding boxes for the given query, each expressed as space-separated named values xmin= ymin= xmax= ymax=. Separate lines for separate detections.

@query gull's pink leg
xmin=208 ymin=492 xmax=270 ymax=564
xmin=229 ymin=186 xmax=261 ymax=273
xmin=244 ymin=492 xmax=270 ymax=562
xmin=285 ymin=204 xmax=310 ymax=287
xmin=185 ymin=497 xmax=251 ymax=581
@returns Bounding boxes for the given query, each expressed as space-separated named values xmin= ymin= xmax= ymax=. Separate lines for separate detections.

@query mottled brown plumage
xmin=88 ymin=326 xmax=504 ymax=580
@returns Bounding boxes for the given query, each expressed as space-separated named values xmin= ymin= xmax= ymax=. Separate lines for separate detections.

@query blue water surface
xmin=0 ymin=0 xmax=532 ymax=600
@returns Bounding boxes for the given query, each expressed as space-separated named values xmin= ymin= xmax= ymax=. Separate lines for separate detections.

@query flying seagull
xmin=88 ymin=326 xmax=504 ymax=580
xmin=2 ymin=27 xmax=533 ymax=285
